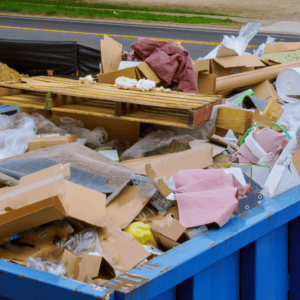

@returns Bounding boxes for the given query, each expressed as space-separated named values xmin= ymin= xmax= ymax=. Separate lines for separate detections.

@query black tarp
xmin=0 ymin=39 xmax=101 ymax=76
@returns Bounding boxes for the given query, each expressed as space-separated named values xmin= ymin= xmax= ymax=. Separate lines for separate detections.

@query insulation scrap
xmin=0 ymin=62 xmax=26 ymax=82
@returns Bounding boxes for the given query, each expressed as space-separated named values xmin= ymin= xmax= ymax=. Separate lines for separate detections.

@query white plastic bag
xmin=253 ymin=36 xmax=276 ymax=57
xmin=0 ymin=114 xmax=37 ymax=159
xmin=63 ymin=228 xmax=103 ymax=257
xmin=27 ymin=257 xmax=66 ymax=276
xmin=0 ymin=114 xmax=14 ymax=130
xmin=197 ymin=22 xmax=261 ymax=60
xmin=50 ymin=115 xmax=84 ymax=128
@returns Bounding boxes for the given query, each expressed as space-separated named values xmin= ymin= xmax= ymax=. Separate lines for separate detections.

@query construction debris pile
xmin=1 ymin=22 xmax=300 ymax=286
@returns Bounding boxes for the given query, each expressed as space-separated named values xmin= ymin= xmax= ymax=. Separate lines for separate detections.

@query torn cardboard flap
xmin=135 ymin=62 xmax=161 ymax=84
xmin=98 ymin=219 xmax=151 ymax=272
xmin=77 ymin=254 xmax=115 ymax=283
xmin=142 ymin=144 xmax=213 ymax=198
xmin=150 ymin=214 xmax=186 ymax=241
xmin=216 ymin=43 xmax=238 ymax=58
xmin=212 ymin=55 xmax=266 ymax=77
xmin=263 ymin=42 xmax=300 ymax=55
xmin=252 ymin=79 xmax=283 ymax=103
xmin=0 ymin=164 xmax=106 ymax=239
xmin=106 ymin=186 xmax=150 ymax=230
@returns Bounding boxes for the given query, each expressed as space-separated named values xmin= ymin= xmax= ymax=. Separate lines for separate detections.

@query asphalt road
xmin=0 ymin=15 xmax=300 ymax=59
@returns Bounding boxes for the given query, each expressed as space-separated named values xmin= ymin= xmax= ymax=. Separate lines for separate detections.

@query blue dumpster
xmin=0 ymin=185 xmax=300 ymax=299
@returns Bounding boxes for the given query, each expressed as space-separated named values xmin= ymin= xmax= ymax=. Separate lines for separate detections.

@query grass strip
xmin=6 ymin=0 xmax=233 ymax=17
xmin=0 ymin=2 xmax=240 ymax=25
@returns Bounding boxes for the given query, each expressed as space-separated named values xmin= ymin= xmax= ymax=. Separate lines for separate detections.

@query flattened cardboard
xmin=27 ymin=134 xmax=77 ymax=152
xmin=193 ymin=59 xmax=210 ymax=73
xmin=97 ymin=67 xmax=137 ymax=85
xmin=253 ymin=110 xmax=285 ymax=131
xmin=106 ymin=186 xmax=150 ymax=229
xmin=100 ymin=35 xmax=122 ymax=74
xmin=215 ymin=107 xmax=253 ymax=135
xmin=212 ymin=55 xmax=265 ymax=77
xmin=252 ymin=79 xmax=283 ymax=103
xmin=98 ymin=219 xmax=151 ymax=272
xmin=0 ymin=164 xmax=106 ymax=239
xmin=263 ymin=42 xmax=300 ymax=55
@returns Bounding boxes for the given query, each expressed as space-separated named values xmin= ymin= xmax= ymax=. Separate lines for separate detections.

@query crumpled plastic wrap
xmin=31 ymin=113 xmax=67 ymax=134
xmin=60 ymin=125 xmax=107 ymax=149
xmin=0 ymin=114 xmax=14 ymax=130
xmin=27 ymin=257 xmax=66 ymax=276
xmin=254 ymin=36 xmax=276 ymax=58
xmin=0 ymin=113 xmax=37 ymax=159
xmin=120 ymin=130 xmax=194 ymax=161
xmin=50 ymin=115 xmax=84 ymax=128
xmin=197 ymin=22 xmax=261 ymax=60
xmin=63 ymin=228 xmax=103 ymax=257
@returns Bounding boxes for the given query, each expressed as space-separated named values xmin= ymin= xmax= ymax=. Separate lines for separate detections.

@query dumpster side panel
xmin=107 ymin=186 xmax=300 ymax=300
xmin=177 ymin=250 xmax=240 ymax=300
xmin=0 ymin=260 xmax=114 ymax=300
xmin=289 ymin=215 xmax=300 ymax=300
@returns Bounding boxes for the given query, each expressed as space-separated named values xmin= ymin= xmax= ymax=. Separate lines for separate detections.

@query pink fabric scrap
xmin=131 ymin=39 xmax=199 ymax=94
xmin=173 ymin=169 xmax=252 ymax=228
xmin=233 ymin=128 xmax=289 ymax=165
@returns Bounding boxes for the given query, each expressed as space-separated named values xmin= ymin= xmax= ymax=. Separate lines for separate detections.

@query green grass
xmin=6 ymin=0 xmax=233 ymax=17
xmin=0 ymin=1 xmax=241 ymax=25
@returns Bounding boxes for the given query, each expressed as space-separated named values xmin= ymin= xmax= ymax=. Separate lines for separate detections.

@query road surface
xmin=0 ymin=15 xmax=300 ymax=59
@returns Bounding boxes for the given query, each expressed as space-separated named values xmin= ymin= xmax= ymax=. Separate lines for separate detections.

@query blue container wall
xmin=0 ymin=186 xmax=300 ymax=300
xmin=104 ymin=186 xmax=300 ymax=300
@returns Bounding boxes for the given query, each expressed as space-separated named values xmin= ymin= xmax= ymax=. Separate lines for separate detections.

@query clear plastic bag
xmin=120 ymin=130 xmax=194 ymax=161
xmin=0 ymin=114 xmax=14 ymax=130
xmin=253 ymin=36 xmax=276 ymax=57
xmin=0 ymin=113 xmax=37 ymax=159
xmin=27 ymin=257 xmax=66 ymax=276
xmin=197 ymin=22 xmax=261 ymax=59
xmin=60 ymin=125 xmax=107 ymax=149
xmin=63 ymin=228 xmax=103 ymax=257
xmin=30 ymin=113 xmax=67 ymax=134
xmin=278 ymin=102 xmax=300 ymax=131
xmin=50 ymin=115 xmax=84 ymax=128
xmin=149 ymin=190 xmax=172 ymax=215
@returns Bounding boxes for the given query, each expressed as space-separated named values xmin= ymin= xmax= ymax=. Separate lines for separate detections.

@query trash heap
xmin=1 ymin=22 xmax=300 ymax=286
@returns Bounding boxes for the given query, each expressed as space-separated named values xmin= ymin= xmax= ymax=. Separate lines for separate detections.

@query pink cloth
xmin=131 ymin=39 xmax=199 ymax=94
xmin=173 ymin=169 xmax=252 ymax=228
xmin=233 ymin=128 xmax=289 ymax=165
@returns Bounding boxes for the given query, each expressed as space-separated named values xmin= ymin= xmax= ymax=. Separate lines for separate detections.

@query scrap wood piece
xmin=215 ymin=107 xmax=253 ymax=135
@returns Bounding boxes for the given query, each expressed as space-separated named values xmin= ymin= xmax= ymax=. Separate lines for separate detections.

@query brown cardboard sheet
xmin=0 ymin=164 xmax=106 ymax=240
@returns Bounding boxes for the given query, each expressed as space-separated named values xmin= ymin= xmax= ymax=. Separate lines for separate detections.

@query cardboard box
xmin=0 ymin=164 xmax=106 ymax=240
xmin=211 ymin=55 xmax=266 ymax=78
xmin=27 ymin=134 xmax=77 ymax=152
xmin=97 ymin=62 xmax=161 ymax=86
xmin=215 ymin=107 xmax=253 ymax=135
